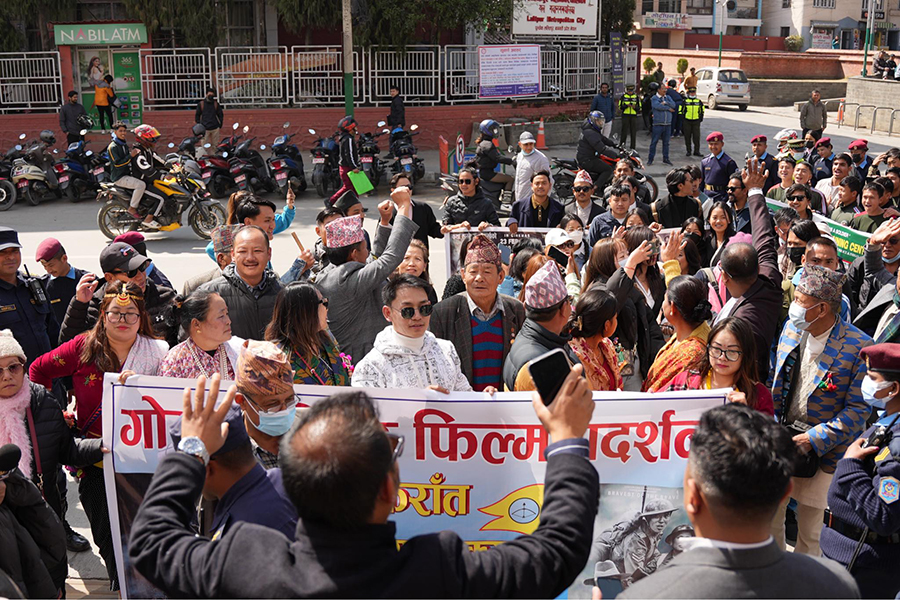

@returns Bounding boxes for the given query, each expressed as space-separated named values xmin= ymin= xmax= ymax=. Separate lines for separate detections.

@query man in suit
xmin=566 ymin=170 xmax=603 ymax=232
xmin=619 ymin=404 xmax=860 ymax=599
xmin=430 ymin=235 xmax=525 ymax=391
xmin=770 ymin=265 xmax=872 ymax=556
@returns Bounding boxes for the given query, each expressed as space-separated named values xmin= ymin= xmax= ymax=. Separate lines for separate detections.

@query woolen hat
xmin=0 ymin=330 xmax=26 ymax=362
xmin=324 ymin=215 xmax=365 ymax=249
xmin=524 ymin=260 xmax=567 ymax=309
xmin=796 ymin=264 xmax=845 ymax=304
xmin=0 ymin=227 xmax=21 ymax=252
xmin=35 ymin=238 xmax=63 ymax=262
xmin=464 ymin=234 xmax=501 ymax=268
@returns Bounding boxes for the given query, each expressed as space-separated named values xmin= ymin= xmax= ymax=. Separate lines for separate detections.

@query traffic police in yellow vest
xmin=679 ymin=87 xmax=704 ymax=158
xmin=821 ymin=343 xmax=900 ymax=599
xmin=619 ymin=83 xmax=641 ymax=151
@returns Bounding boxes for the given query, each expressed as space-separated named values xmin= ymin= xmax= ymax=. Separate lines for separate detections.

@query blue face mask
xmin=245 ymin=397 xmax=297 ymax=437
xmin=883 ymin=251 xmax=900 ymax=264
xmin=861 ymin=376 xmax=893 ymax=409
xmin=523 ymin=148 xmax=535 ymax=156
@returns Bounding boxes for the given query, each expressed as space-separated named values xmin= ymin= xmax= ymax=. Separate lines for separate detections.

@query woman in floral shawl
xmin=568 ymin=288 xmax=622 ymax=391
xmin=159 ymin=291 xmax=242 ymax=380
xmin=265 ymin=282 xmax=350 ymax=386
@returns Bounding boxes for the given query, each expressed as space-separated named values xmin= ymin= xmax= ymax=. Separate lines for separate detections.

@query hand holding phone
xmin=530 ymin=361 xmax=594 ymax=442
xmin=528 ymin=348 xmax=572 ymax=406
xmin=548 ymin=245 xmax=569 ymax=268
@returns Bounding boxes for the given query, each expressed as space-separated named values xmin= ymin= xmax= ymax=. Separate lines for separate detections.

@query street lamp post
xmin=342 ymin=0 xmax=354 ymax=116
xmin=716 ymin=0 xmax=734 ymax=67
xmin=860 ymin=0 xmax=878 ymax=77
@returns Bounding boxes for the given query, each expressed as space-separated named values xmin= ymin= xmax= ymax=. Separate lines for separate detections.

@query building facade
xmin=760 ymin=0 xmax=900 ymax=49
xmin=634 ymin=0 xmax=763 ymax=48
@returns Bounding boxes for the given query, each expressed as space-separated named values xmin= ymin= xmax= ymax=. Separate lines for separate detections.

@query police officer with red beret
xmin=701 ymin=132 xmax=738 ymax=203
xmin=822 ymin=343 xmax=900 ymax=599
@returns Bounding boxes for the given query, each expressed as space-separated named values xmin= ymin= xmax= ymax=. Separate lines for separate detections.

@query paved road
xmin=8 ymin=104 xmax=885 ymax=594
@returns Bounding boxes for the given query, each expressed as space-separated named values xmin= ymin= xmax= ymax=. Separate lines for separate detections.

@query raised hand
xmin=180 ymin=374 xmax=237 ymax=456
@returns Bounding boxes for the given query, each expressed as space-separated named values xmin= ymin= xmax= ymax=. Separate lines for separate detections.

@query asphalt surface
xmin=6 ymin=103 xmax=891 ymax=594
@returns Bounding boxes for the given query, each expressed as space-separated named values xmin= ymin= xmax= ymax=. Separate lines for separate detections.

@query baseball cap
xmin=114 ymin=232 xmax=148 ymax=257
xmin=99 ymin=242 xmax=150 ymax=274
xmin=519 ymin=131 xmax=536 ymax=143
xmin=0 ymin=227 xmax=22 ymax=252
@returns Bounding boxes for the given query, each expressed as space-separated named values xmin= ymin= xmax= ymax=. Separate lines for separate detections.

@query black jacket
xmin=338 ymin=132 xmax=360 ymax=169
xmin=0 ymin=272 xmax=59 ymax=369
xmin=387 ymin=95 xmax=405 ymax=129
xmin=59 ymin=102 xmax=87 ymax=135
xmin=59 ymin=279 xmax=178 ymax=347
xmin=576 ymin=120 xmax=618 ymax=165
xmin=475 ymin=140 xmax=513 ymax=181
xmin=199 ymin=264 xmax=283 ymax=341
xmin=195 ymin=98 xmax=223 ymax=131
xmin=24 ymin=381 xmax=104 ymax=518
xmin=650 ymin=194 xmax=703 ymax=229
xmin=130 ymin=447 xmax=598 ymax=598
xmin=846 ymin=247 xmax=895 ymax=320
xmin=43 ymin=267 xmax=89 ymax=325
xmin=391 ymin=199 xmax=443 ymax=250
xmin=441 ymin=189 xmax=500 ymax=228
xmin=0 ymin=469 xmax=67 ymax=597
xmin=502 ymin=319 xmax=580 ymax=391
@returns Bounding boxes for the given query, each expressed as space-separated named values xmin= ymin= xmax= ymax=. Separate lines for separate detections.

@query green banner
xmin=766 ymin=199 xmax=871 ymax=263
xmin=54 ymin=23 xmax=147 ymax=46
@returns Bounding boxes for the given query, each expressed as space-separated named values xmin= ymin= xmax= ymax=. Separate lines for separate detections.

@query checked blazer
xmin=771 ymin=318 xmax=872 ymax=473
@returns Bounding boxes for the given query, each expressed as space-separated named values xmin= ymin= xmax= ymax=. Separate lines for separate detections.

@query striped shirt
xmin=471 ymin=313 xmax=503 ymax=391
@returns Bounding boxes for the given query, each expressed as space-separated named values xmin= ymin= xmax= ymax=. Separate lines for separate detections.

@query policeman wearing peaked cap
xmin=821 ymin=343 xmax=900 ymax=598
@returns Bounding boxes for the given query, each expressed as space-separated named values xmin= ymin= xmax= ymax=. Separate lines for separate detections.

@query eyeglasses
xmin=0 ymin=363 xmax=24 ymax=377
xmin=112 ymin=262 xmax=148 ymax=279
xmin=246 ymin=394 xmax=298 ymax=415
xmin=458 ymin=178 xmax=474 ymax=185
xmin=885 ymin=237 xmax=900 ymax=246
xmin=726 ymin=186 xmax=741 ymax=192
xmin=388 ymin=433 xmax=405 ymax=464
xmin=105 ymin=311 xmax=140 ymax=324
xmin=788 ymin=195 xmax=808 ymax=202
xmin=708 ymin=345 xmax=743 ymax=362
xmin=573 ymin=186 xmax=592 ymax=192
xmin=391 ymin=304 xmax=433 ymax=319
xmin=318 ymin=298 xmax=329 ymax=308
xmin=557 ymin=241 xmax=576 ymax=249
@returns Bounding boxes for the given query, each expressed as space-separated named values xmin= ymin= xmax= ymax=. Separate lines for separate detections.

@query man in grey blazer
xmin=618 ymin=404 xmax=860 ymax=599
xmin=429 ymin=234 xmax=525 ymax=391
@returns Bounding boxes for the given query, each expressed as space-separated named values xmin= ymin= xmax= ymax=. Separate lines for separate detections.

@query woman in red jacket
xmin=29 ymin=281 xmax=168 ymax=590
xmin=664 ymin=316 xmax=774 ymax=415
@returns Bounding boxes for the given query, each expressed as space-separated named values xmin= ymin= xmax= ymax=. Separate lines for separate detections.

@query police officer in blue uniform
xmin=0 ymin=227 xmax=58 ymax=370
xmin=170 ymin=403 xmax=298 ymax=541
xmin=749 ymin=134 xmax=779 ymax=194
xmin=822 ymin=343 xmax=900 ymax=599
xmin=700 ymin=132 xmax=738 ymax=204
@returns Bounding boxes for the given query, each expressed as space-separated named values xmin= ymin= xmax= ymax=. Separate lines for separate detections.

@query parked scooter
xmin=10 ymin=130 xmax=61 ymax=206
xmin=267 ymin=122 xmax=307 ymax=196
xmin=309 ymin=128 xmax=341 ymax=198
xmin=164 ymin=123 xmax=205 ymax=178
xmin=358 ymin=121 xmax=389 ymax=190
xmin=55 ymin=133 xmax=105 ymax=202
xmin=197 ymin=122 xmax=241 ymax=199
xmin=388 ymin=124 xmax=425 ymax=187
xmin=0 ymin=138 xmax=23 ymax=211
xmin=229 ymin=125 xmax=275 ymax=193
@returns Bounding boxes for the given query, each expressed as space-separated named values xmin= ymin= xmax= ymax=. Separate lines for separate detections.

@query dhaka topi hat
xmin=235 ymin=339 xmax=294 ymax=399
xmin=796 ymin=264 xmax=846 ymax=305
xmin=524 ymin=260 xmax=567 ymax=309
xmin=212 ymin=224 xmax=243 ymax=255
xmin=574 ymin=170 xmax=593 ymax=187
xmin=324 ymin=215 xmax=365 ymax=249
xmin=464 ymin=234 xmax=501 ymax=269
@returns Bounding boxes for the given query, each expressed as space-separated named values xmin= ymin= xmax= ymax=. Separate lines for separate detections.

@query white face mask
xmin=788 ymin=301 xmax=821 ymax=331
xmin=861 ymin=375 xmax=894 ymax=409
xmin=619 ymin=258 xmax=628 ymax=269
xmin=568 ymin=230 xmax=584 ymax=246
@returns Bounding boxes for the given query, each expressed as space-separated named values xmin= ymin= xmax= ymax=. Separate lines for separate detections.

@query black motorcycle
xmin=388 ymin=124 xmax=425 ymax=187
xmin=358 ymin=121 xmax=389 ymax=190
xmin=309 ymin=128 xmax=341 ymax=198
xmin=268 ymin=121 xmax=307 ymax=195
xmin=230 ymin=126 xmax=275 ymax=194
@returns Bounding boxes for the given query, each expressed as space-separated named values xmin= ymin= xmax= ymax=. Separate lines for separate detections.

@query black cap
xmin=0 ymin=227 xmax=21 ymax=252
xmin=169 ymin=404 xmax=249 ymax=457
xmin=99 ymin=242 xmax=149 ymax=274
xmin=333 ymin=189 xmax=366 ymax=214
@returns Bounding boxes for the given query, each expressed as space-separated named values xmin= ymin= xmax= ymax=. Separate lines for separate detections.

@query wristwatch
xmin=177 ymin=436 xmax=209 ymax=467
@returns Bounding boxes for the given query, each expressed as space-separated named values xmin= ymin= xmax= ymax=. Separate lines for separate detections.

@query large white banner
xmin=512 ymin=0 xmax=600 ymax=38
xmin=102 ymin=374 xmax=725 ymax=599
xmin=478 ymin=45 xmax=542 ymax=99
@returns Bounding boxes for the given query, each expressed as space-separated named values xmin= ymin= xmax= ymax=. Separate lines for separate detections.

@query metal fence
xmin=0 ymin=52 xmax=63 ymax=114
xmin=141 ymin=47 xmax=213 ymax=109
xmin=0 ymin=45 xmax=640 ymax=113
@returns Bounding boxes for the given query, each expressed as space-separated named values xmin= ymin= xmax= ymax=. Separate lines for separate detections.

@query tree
xmin=0 ymin=0 xmax=72 ymax=51
xmin=120 ymin=0 xmax=220 ymax=47
xmin=643 ymin=57 xmax=656 ymax=74
xmin=269 ymin=0 xmax=340 ymax=45
xmin=676 ymin=58 xmax=689 ymax=78
xmin=601 ymin=0 xmax=636 ymax=40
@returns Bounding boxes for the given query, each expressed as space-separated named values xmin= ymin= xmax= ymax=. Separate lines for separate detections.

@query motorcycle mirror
xmin=79 ymin=129 xmax=88 ymax=136
xmin=232 ymin=123 xmax=239 ymax=130
xmin=18 ymin=133 xmax=25 ymax=140
xmin=222 ymin=151 xmax=229 ymax=158
xmin=410 ymin=124 xmax=419 ymax=131
xmin=168 ymin=142 xmax=175 ymax=148
xmin=53 ymin=149 xmax=58 ymax=154
xmin=259 ymin=144 xmax=266 ymax=150
xmin=242 ymin=125 xmax=249 ymax=134
xmin=203 ymin=143 xmax=211 ymax=148
xmin=308 ymin=128 xmax=316 ymax=135
xmin=377 ymin=121 xmax=386 ymax=127
xmin=507 ymin=145 xmax=515 ymax=153
xmin=382 ymin=129 xmax=390 ymax=134
xmin=283 ymin=122 xmax=290 ymax=128
xmin=86 ymin=150 xmax=93 ymax=156
xmin=15 ymin=145 xmax=22 ymax=151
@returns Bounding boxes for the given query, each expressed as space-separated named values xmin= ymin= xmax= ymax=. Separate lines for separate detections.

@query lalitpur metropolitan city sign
xmin=53 ymin=23 xmax=148 ymax=45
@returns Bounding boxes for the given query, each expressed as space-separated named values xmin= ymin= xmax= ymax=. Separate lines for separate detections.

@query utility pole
xmin=716 ymin=0 xmax=735 ymax=67
xmin=342 ymin=0 xmax=354 ymax=116
xmin=861 ymin=0 xmax=878 ymax=76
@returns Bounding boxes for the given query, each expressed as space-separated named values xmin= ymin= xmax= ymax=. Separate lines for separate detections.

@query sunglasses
xmin=392 ymin=304 xmax=434 ymax=319
xmin=458 ymin=178 xmax=474 ymax=185
xmin=0 ymin=362 xmax=24 ymax=377
xmin=788 ymin=195 xmax=808 ymax=202
xmin=112 ymin=262 xmax=148 ymax=278
xmin=886 ymin=237 xmax=900 ymax=246
xmin=726 ymin=186 xmax=741 ymax=192
xmin=388 ymin=433 xmax=405 ymax=463
xmin=558 ymin=241 xmax=576 ymax=249
xmin=573 ymin=186 xmax=592 ymax=192
xmin=318 ymin=298 xmax=329 ymax=308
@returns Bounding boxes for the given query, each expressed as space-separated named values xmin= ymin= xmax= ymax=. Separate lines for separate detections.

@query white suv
xmin=694 ymin=67 xmax=751 ymax=111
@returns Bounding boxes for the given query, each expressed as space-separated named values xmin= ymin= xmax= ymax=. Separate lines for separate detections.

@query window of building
xmin=686 ymin=0 xmax=714 ymax=14
xmin=658 ymin=0 xmax=678 ymax=12
xmin=780 ymin=26 xmax=791 ymax=36
xmin=642 ymin=0 xmax=655 ymax=14
xmin=75 ymin=0 xmax=129 ymax=21
xmin=811 ymin=0 xmax=835 ymax=8
xmin=782 ymin=0 xmax=790 ymax=7
xmin=222 ymin=0 xmax=256 ymax=46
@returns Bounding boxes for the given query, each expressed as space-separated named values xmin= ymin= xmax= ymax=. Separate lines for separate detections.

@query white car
xmin=694 ymin=67 xmax=750 ymax=111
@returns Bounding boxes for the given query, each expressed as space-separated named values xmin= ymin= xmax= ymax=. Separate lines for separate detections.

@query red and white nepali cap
xmin=324 ymin=215 xmax=365 ymax=249
xmin=524 ymin=260 xmax=568 ymax=309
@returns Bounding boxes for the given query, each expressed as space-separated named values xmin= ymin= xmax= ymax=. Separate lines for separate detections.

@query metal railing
xmin=0 ymin=51 xmax=63 ymax=114
xmin=141 ymin=47 xmax=212 ymax=109
xmin=368 ymin=46 xmax=441 ymax=105
xmin=854 ymin=104 xmax=876 ymax=130
xmin=290 ymin=46 xmax=364 ymax=107
xmin=871 ymin=106 xmax=893 ymax=134
xmin=215 ymin=46 xmax=289 ymax=107
xmin=563 ymin=46 xmax=601 ymax=99
xmin=890 ymin=109 xmax=900 ymax=136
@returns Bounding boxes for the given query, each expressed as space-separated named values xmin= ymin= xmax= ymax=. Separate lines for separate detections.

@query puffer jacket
xmin=441 ymin=188 xmax=501 ymax=228
xmin=198 ymin=263 xmax=283 ymax=341
xmin=0 ymin=469 xmax=67 ymax=597
xmin=59 ymin=279 xmax=178 ymax=347
xmin=576 ymin=119 xmax=619 ymax=165
xmin=351 ymin=327 xmax=472 ymax=391
xmin=24 ymin=381 xmax=103 ymax=519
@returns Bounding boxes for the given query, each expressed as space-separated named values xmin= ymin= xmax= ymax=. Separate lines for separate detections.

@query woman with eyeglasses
xmin=158 ymin=290 xmax=242 ymax=379
xmin=559 ymin=214 xmax=589 ymax=271
xmin=0 ymin=329 xmax=105 ymax=594
xmin=265 ymin=282 xmax=349 ymax=386
xmin=352 ymin=274 xmax=479 ymax=393
xmin=440 ymin=166 xmax=501 ymax=233
xmin=29 ymin=280 xmax=167 ymax=589
xmin=664 ymin=316 xmax=774 ymax=415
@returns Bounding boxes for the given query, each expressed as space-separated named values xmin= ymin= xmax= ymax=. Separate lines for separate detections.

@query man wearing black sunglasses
xmin=59 ymin=241 xmax=178 ymax=346
xmin=352 ymin=274 xmax=476 ymax=392
xmin=131 ymin=357 xmax=599 ymax=598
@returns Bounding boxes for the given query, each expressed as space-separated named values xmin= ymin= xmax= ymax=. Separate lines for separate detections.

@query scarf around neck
xmin=0 ymin=378 xmax=33 ymax=478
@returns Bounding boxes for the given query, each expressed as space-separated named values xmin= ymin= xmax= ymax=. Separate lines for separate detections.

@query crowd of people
xmin=0 ymin=115 xmax=899 ymax=599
